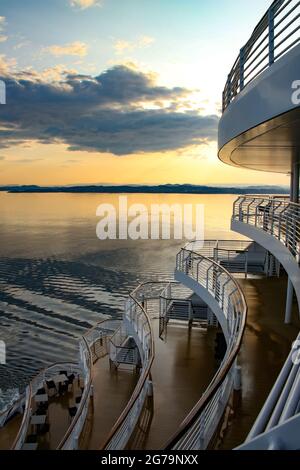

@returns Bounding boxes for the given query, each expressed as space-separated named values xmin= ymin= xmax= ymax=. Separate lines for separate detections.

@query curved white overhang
xmin=218 ymin=44 xmax=300 ymax=173
xmin=231 ymin=219 xmax=300 ymax=308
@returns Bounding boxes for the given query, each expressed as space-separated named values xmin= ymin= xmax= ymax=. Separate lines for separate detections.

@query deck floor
xmin=80 ymin=356 xmax=138 ymax=450
xmin=139 ymin=320 xmax=218 ymax=450
xmin=218 ymin=276 xmax=300 ymax=449
xmin=0 ymin=413 xmax=22 ymax=450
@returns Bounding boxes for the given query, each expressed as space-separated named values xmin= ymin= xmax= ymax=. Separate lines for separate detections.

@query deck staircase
xmin=159 ymin=297 xmax=215 ymax=338
xmin=166 ymin=301 xmax=208 ymax=323
xmin=91 ymin=336 xmax=109 ymax=363
xmin=115 ymin=338 xmax=138 ymax=365
xmin=109 ymin=334 xmax=140 ymax=369
xmin=218 ymin=251 xmax=265 ymax=275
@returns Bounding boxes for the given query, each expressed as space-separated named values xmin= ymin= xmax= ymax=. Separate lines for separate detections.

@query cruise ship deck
xmin=219 ymin=276 xmax=300 ymax=449
xmin=140 ymin=320 xmax=217 ymax=450
xmin=80 ymin=355 xmax=138 ymax=450
xmin=1 ymin=0 xmax=300 ymax=452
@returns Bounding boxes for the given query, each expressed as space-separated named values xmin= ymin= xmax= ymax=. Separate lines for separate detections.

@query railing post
xmin=188 ymin=302 xmax=193 ymax=327
xmin=268 ymin=6 xmax=275 ymax=65
xmin=239 ymin=47 xmax=245 ymax=91
xmin=227 ymin=74 xmax=232 ymax=105
xmin=239 ymin=199 xmax=243 ymax=221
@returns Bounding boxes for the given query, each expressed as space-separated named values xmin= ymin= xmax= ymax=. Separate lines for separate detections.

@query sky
xmin=0 ymin=0 xmax=289 ymax=187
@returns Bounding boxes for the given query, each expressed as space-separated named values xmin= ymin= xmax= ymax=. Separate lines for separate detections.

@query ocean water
xmin=0 ymin=192 xmax=243 ymax=406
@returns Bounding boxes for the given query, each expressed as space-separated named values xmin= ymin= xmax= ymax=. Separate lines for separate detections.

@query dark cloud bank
xmin=0 ymin=66 xmax=219 ymax=155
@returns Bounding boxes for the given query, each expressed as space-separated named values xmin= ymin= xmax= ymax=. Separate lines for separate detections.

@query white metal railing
xmin=186 ymin=239 xmax=252 ymax=257
xmin=238 ymin=333 xmax=300 ymax=449
xmin=158 ymin=283 xmax=209 ymax=337
xmin=57 ymin=350 xmax=91 ymax=450
xmin=109 ymin=323 xmax=139 ymax=367
xmin=186 ymin=240 xmax=272 ymax=276
xmin=233 ymin=195 xmax=300 ymax=260
xmin=11 ymin=386 xmax=31 ymax=450
xmin=0 ymin=392 xmax=25 ymax=428
xmin=58 ymin=319 xmax=120 ymax=450
xmin=164 ymin=249 xmax=247 ymax=450
xmin=223 ymin=0 xmax=300 ymax=110
xmin=11 ymin=361 xmax=81 ymax=450
xmin=85 ymin=319 xmax=120 ymax=363
xmin=103 ymin=293 xmax=154 ymax=450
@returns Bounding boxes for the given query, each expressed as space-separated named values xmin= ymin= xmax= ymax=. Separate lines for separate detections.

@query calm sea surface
xmin=0 ymin=193 xmax=245 ymax=409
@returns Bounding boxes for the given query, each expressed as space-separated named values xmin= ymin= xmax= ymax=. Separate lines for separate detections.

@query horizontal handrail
xmin=57 ymin=318 xmax=120 ymax=449
xmin=11 ymin=360 xmax=80 ymax=450
xmin=232 ymin=195 xmax=300 ymax=260
xmin=102 ymin=292 xmax=154 ymax=449
xmin=223 ymin=0 xmax=300 ymax=111
xmin=10 ymin=385 xmax=32 ymax=450
xmin=164 ymin=249 xmax=247 ymax=449
xmin=244 ymin=332 xmax=300 ymax=443
xmin=56 ymin=344 xmax=92 ymax=449
xmin=0 ymin=393 xmax=25 ymax=428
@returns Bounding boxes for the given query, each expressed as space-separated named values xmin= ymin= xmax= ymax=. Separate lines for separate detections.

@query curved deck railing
xmin=238 ymin=332 xmax=300 ymax=449
xmin=56 ymin=352 xmax=92 ymax=450
xmin=57 ymin=319 xmax=120 ymax=450
xmin=11 ymin=386 xmax=32 ymax=450
xmin=232 ymin=195 xmax=300 ymax=448
xmin=223 ymin=0 xmax=300 ymax=111
xmin=0 ymin=391 xmax=26 ymax=429
xmin=102 ymin=293 xmax=154 ymax=450
xmin=164 ymin=248 xmax=247 ymax=450
xmin=11 ymin=361 xmax=81 ymax=450
xmin=233 ymin=196 xmax=300 ymax=260
xmin=9 ymin=303 xmax=152 ymax=451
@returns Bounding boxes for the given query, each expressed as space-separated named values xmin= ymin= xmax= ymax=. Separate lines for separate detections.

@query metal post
xmin=234 ymin=365 xmax=242 ymax=391
xmin=285 ymin=279 xmax=294 ymax=324
xmin=147 ymin=380 xmax=153 ymax=397
xmin=227 ymin=74 xmax=232 ymax=105
xmin=188 ymin=302 xmax=193 ymax=328
xmin=268 ymin=6 xmax=275 ymax=65
xmin=240 ymin=47 xmax=245 ymax=91
xmin=292 ymin=159 xmax=299 ymax=203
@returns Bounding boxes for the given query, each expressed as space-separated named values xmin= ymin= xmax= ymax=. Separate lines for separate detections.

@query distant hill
xmin=0 ymin=184 xmax=289 ymax=195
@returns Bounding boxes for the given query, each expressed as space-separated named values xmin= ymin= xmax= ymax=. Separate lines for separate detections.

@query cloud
xmin=0 ymin=65 xmax=218 ymax=156
xmin=43 ymin=41 xmax=88 ymax=57
xmin=113 ymin=36 xmax=155 ymax=55
xmin=14 ymin=40 xmax=31 ymax=50
xmin=0 ymin=16 xmax=7 ymax=43
xmin=12 ymin=158 xmax=42 ymax=164
xmin=0 ymin=17 xmax=6 ymax=29
xmin=0 ymin=55 xmax=17 ymax=75
xmin=69 ymin=0 xmax=102 ymax=9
